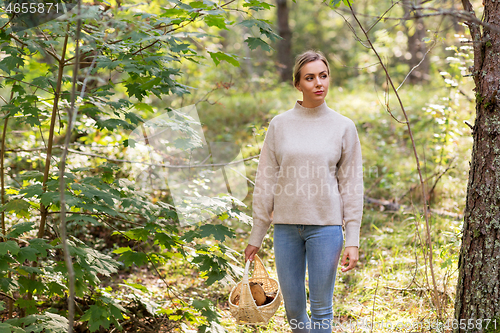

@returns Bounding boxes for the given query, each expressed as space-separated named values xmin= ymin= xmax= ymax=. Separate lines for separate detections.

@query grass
xmin=209 ymin=209 xmax=460 ymax=332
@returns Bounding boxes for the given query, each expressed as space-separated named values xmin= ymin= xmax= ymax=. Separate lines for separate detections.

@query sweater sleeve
xmin=248 ymin=120 xmax=279 ymax=248
xmin=337 ymin=121 xmax=364 ymax=248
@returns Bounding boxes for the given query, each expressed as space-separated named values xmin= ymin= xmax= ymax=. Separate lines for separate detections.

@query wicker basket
xmin=228 ymin=255 xmax=282 ymax=325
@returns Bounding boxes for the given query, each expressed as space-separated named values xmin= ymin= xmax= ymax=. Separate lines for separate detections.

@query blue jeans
xmin=274 ymin=224 xmax=344 ymax=333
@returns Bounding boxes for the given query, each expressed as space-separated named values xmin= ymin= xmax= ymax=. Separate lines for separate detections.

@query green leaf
xmin=16 ymin=246 xmax=40 ymax=263
xmin=112 ymin=247 xmax=133 ymax=254
xmin=47 ymin=281 xmax=67 ymax=297
xmin=243 ymin=0 xmax=274 ymax=10
xmin=69 ymin=242 xmax=119 ymax=276
xmin=32 ymin=312 xmax=69 ymax=333
xmin=154 ymin=232 xmax=179 ymax=250
xmin=199 ymin=224 xmax=235 ymax=242
xmin=1 ymin=104 xmax=21 ymax=118
xmin=329 ymin=0 xmax=345 ymax=7
xmin=204 ymin=15 xmax=229 ymax=30
xmin=39 ymin=191 xmax=65 ymax=207
xmin=0 ymin=199 xmax=30 ymax=218
xmin=5 ymin=222 xmax=35 ymax=239
xmin=113 ymin=248 xmax=148 ymax=267
xmin=181 ymin=229 xmax=200 ymax=242
xmin=66 ymin=214 xmax=100 ymax=226
xmin=123 ymin=228 xmax=150 ymax=242
xmin=0 ymin=56 xmax=24 ymax=74
xmin=31 ymin=76 xmax=56 ymax=90
xmin=123 ymin=138 xmax=136 ymax=148
xmin=192 ymin=299 xmax=220 ymax=323
xmin=28 ymin=239 xmax=53 ymax=258
xmin=97 ymin=118 xmax=135 ymax=131
xmin=14 ymin=298 xmax=38 ymax=315
xmin=15 ymin=265 xmax=42 ymax=276
xmin=125 ymin=111 xmax=144 ymax=126
xmin=81 ymin=305 xmax=113 ymax=332
xmin=0 ymin=278 xmax=16 ymax=293
xmin=244 ymin=37 xmax=272 ymax=51
xmin=207 ymin=51 xmax=239 ymax=67
xmin=0 ymin=241 xmax=20 ymax=255
xmin=4 ymin=315 xmax=37 ymax=329
xmin=71 ymin=183 xmax=112 ymax=203
xmin=6 ymin=312 xmax=69 ymax=333
xmin=121 ymin=281 xmax=149 ymax=293
xmin=134 ymin=102 xmax=154 ymax=113
xmin=191 ymin=251 xmax=229 ymax=285
xmin=19 ymin=184 xmax=43 ymax=198
xmin=139 ymin=77 xmax=162 ymax=90
xmin=18 ymin=170 xmax=44 ymax=182
xmin=12 ymin=84 xmax=26 ymax=96
xmin=18 ymin=275 xmax=46 ymax=294
xmin=125 ymin=82 xmax=148 ymax=101
xmin=0 ymin=322 xmax=26 ymax=333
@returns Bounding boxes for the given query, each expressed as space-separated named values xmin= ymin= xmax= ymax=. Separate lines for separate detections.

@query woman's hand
xmin=340 ymin=246 xmax=359 ymax=272
xmin=244 ymin=244 xmax=260 ymax=262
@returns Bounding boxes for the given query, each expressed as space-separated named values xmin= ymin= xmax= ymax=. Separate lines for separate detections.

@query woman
xmin=244 ymin=50 xmax=363 ymax=333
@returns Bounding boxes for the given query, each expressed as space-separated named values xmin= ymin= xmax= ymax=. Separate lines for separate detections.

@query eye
xmin=321 ymin=74 xmax=327 ymax=78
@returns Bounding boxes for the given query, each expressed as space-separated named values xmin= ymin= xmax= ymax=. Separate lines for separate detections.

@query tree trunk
xmin=454 ymin=0 xmax=500 ymax=330
xmin=402 ymin=0 xmax=430 ymax=84
xmin=276 ymin=0 xmax=292 ymax=83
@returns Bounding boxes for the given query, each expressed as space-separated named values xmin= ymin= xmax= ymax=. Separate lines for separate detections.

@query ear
xmin=295 ymin=84 xmax=302 ymax=92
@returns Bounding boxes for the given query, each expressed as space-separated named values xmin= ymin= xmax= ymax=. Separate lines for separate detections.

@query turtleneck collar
xmin=292 ymin=100 xmax=330 ymax=118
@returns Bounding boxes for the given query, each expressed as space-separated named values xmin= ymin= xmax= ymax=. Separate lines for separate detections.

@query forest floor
xmin=99 ymin=207 xmax=460 ymax=333
xmin=211 ymin=208 xmax=460 ymax=333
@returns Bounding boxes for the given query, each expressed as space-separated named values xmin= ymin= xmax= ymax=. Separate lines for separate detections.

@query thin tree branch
xmin=0 ymin=76 xmax=53 ymax=94
xmin=397 ymin=38 xmax=437 ymax=91
xmin=366 ymin=0 xmax=402 ymax=33
xmin=0 ymin=62 xmax=18 ymax=319
xmin=4 ymin=145 xmax=261 ymax=169
xmin=62 ymin=147 xmax=260 ymax=169
xmin=59 ymin=4 xmax=98 ymax=329
xmin=342 ymin=0 xmax=443 ymax=318
xmin=48 ymin=211 xmax=146 ymax=227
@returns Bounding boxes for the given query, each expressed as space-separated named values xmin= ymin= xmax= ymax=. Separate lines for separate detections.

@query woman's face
xmin=295 ymin=60 xmax=330 ymax=108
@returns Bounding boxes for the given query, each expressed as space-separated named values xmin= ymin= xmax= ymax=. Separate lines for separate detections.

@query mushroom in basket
xmin=232 ymin=282 xmax=276 ymax=306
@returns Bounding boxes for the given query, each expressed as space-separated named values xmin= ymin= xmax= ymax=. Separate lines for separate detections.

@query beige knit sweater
xmin=248 ymin=100 xmax=364 ymax=248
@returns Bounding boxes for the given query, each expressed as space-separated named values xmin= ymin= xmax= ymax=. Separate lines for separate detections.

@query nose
xmin=315 ymin=77 xmax=322 ymax=86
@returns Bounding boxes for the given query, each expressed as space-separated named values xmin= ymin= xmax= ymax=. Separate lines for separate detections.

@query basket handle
xmin=242 ymin=257 xmax=252 ymax=284
xmin=239 ymin=258 xmax=257 ymax=308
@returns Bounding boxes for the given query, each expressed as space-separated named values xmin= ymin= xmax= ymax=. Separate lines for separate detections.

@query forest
xmin=0 ymin=0 xmax=499 ymax=332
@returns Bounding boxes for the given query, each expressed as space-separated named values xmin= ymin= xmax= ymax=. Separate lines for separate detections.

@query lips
xmin=314 ymin=91 xmax=324 ymax=94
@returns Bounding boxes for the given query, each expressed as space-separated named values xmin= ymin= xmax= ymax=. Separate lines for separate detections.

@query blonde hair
xmin=293 ymin=50 xmax=330 ymax=87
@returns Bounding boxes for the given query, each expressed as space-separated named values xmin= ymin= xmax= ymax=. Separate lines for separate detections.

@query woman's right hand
xmin=244 ymin=244 xmax=260 ymax=262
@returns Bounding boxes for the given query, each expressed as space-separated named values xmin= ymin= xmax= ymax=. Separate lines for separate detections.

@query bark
xmin=276 ymin=0 xmax=292 ymax=83
xmin=454 ymin=0 xmax=500 ymax=330
xmin=402 ymin=0 xmax=430 ymax=84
